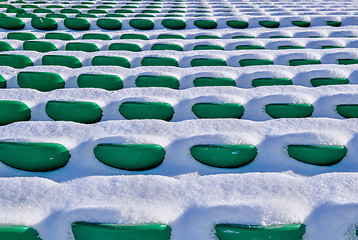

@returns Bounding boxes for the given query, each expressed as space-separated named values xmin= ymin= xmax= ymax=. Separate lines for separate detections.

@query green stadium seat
xmin=338 ymin=59 xmax=358 ymax=65
xmin=119 ymin=102 xmax=174 ymax=121
xmin=259 ymin=20 xmax=280 ymax=28
xmin=23 ymin=41 xmax=57 ymax=52
xmin=161 ymin=19 xmax=186 ymax=29
xmin=31 ymin=17 xmax=58 ymax=30
xmin=192 ymin=103 xmax=244 ymax=118
xmin=0 ymin=225 xmax=41 ymax=240
xmin=0 ymin=100 xmax=30 ymax=125
xmin=135 ymin=75 xmax=180 ymax=89
xmin=321 ymin=45 xmax=344 ymax=49
xmin=34 ymin=8 xmax=54 ymax=13
xmin=77 ymin=74 xmax=123 ymax=90
xmin=151 ymin=44 xmax=183 ymax=51
xmin=336 ymin=104 xmax=358 ymax=118
xmin=289 ymin=59 xmax=321 ymax=66
xmin=42 ymin=55 xmax=82 ymax=68
xmin=96 ymin=18 xmax=122 ymax=30
xmin=94 ymin=144 xmax=165 ymax=170
xmin=66 ymin=42 xmax=99 ymax=52
xmin=252 ymin=78 xmax=293 ymax=87
xmin=191 ymin=58 xmax=227 ymax=66
xmin=193 ymin=45 xmax=224 ymax=50
xmin=45 ymin=100 xmax=103 ymax=124
xmin=236 ymin=45 xmax=264 ymax=50
xmin=82 ymin=33 xmax=111 ymax=40
xmin=64 ymin=18 xmax=90 ymax=30
xmin=109 ymin=43 xmax=141 ymax=52
xmin=129 ymin=19 xmax=154 ymax=30
xmin=193 ymin=77 xmax=236 ymax=87
xmin=45 ymin=32 xmax=74 ymax=40
xmin=292 ymin=21 xmax=311 ymax=27
xmin=88 ymin=9 xmax=107 ymax=14
xmin=17 ymin=71 xmax=64 ymax=91
xmin=0 ymin=142 xmax=70 ymax=172
xmin=7 ymin=32 xmax=37 ymax=41
xmin=46 ymin=13 xmax=68 ymax=19
xmin=327 ymin=21 xmax=341 ymax=27
xmin=92 ymin=56 xmax=130 ymax=67
xmin=17 ymin=13 xmax=38 ymax=18
xmin=120 ymin=33 xmax=149 ymax=40
xmin=0 ymin=54 xmax=33 ymax=68
xmin=135 ymin=14 xmax=156 ymax=18
xmin=0 ymin=41 xmax=13 ymax=51
xmin=194 ymin=19 xmax=217 ymax=29
xmin=105 ymin=13 xmax=127 ymax=18
xmin=75 ymin=13 xmax=98 ymax=18
xmin=310 ymin=78 xmax=349 ymax=87
xmin=265 ymin=104 xmax=314 ymax=118
xmin=6 ymin=7 xmax=26 ymax=13
xmin=157 ymin=34 xmax=184 ymax=39
xmin=141 ymin=57 xmax=178 ymax=67
xmin=226 ymin=20 xmax=248 ymax=28
xmin=278 ymin=45 xmax=304 ymax=49
xmin=239 ymin=59 xmax=274 ymax=67
xmin=60 ymin=9 xmax=80 ymax=14
xmin=114 ymin=9 xmax=134 ymax=13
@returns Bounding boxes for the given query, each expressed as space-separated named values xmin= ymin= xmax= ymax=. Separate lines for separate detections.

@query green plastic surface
xmin=259 ymin=20 xmax=280 ymax=28
xmin=18 ymin=71 xmax=64 ymax=91
xmin=157 ymin=34 xmax=184 ymax=39
xmin=105 ymin=13 xmax=126 ymax=18
xmin=17 ymin=13 xmax=38 ymax=18
xmin=0 ymin=74 xmax=5 ymax=88
xmin=0 ymin=225 xmax=41 ymax=240
xmin=109 ymin=43 xmax=141 ymax=52
xmin=321 ymin=45 xmax=344 ymax=49
xmin=215 ymin=223 xmax=306 ymax=240
xmin=292 ymin=21 xmax=311 ymax=27
xmin=92 ymin=56 xmax=130 ymax=67
xmin=195 ymin=35 xmax=221 ymax=39
xmin=45 ymin=32 xmax=74 ymax=40
xmin=252 ymin=78 xmax=293 ymax=87
xmin=82 ymin=33 xmax=111 ymax=40
xmin=192 ymin=103 xmax=244 ymax=118
xmin=115 ymin=9 xmax=134 ymax=13
xmin=232 ymin=36 xmax=256 ymax=39
xmin=194 ymin=45 xmax=224 ymax=50
xmin=151 ymin=44 xmax=183 ymax=51
xmin=42 ymin=55 xmax=82 ymax=68
xmin=310 ymin=78 xmax=349 ymax=87
xmin=72 ymin=222 xmax=172 ymax=240
xmin=194 ymin=19 xmax=217 ymax=29
xmin=76 ymin=14 xmax=98 ymax=18
xmin=129 ymin=19 xmax=154 ymax=30
xmin=278 ymin=45 xmax=305 ymax=49
xmin=136 ymin=75 xmax=179 ymax=89
xmin=336 ymin=104 xmax=358 ymax=118
xmin=327 ymin=21 xmax=341 ymax=27
xmin=239 ymin=59 xmax=274 ymax=67
xmin=34 ymin=9 xmax=54 ymax=13
xmin=46 ymin=100 xmax=102 ymax=124
xmin=190 ymin=144 xmax=257 ymax=168
xmin=194 ymin=77 xmax=236 ymax=87
xmin=0 ymin=142 xmax=70 ymax=172
xmin=23 ymin=41 xmax=57 ymax=52
xmin=287 ymin=145 xmax=347 ymax=166
xmin=31 ymin=17 xmax=57 ymax=30
xmin=8 ymin=32 xmax=36 ymax=41
xmin=94 ymin=144 xmax=165 ymax=170
xmin=226 ymin=20 xmax=248 ymax=29
xmin=338 ymin=59 xmax=358 ymax=65
xmin=191 ymin=58 xmax=227 ymax=67
xmin=289 ymin=59 xmax=321 ymax=66
xmin=66 ymin=42 xmax=99 ymax=52
xmin=120 ymin=33 xmax=149 ymax=40
xmin=7 ymin=8 xmax=26 ymax=13
xmin=141 ymin=57 xmax=178 ymax=67
xmin=236 ymin=45 xmax=264 ymax=50
xmin=265 ymin=104 xmax=314 ymax=118
xmin=64 ymin=18 xmax=90 ymax=30
xmin=0 ymin=54 xmax=33 ymax=68
xmin=161 ymin=19 xmax=186 ymax=29
xmin=119 ymin=102 xmax=174 ymax=121
xmin=61 ymin=9 xmax=80 ymax=13
xmin=0 ymin=41 xmax=13 ymax=51
xmin=0 ymin=100 xmax=30 ymax=125
xmin=96 ymin=18 xmax=122 ymax=30
xmin=46 ymin=13 xmax=68 ymax=19
xmin=77 ymin=74 xmax=123 ymax=90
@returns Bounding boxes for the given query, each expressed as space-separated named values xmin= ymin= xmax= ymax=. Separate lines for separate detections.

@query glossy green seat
xmin=287 ymin=145 xmax=347 ymax=166
xmin=17 ymin=13 xmax=38 ymax=18
xmin=192 ymin=103 xmax=244 ymax=118
xmin=226 ymin=20 xmax=248 ymax=29
xmin=236 ymin=45 xmax=264 ymax=50
xmin=292 ymin=21 xmax=311 ymax=27
xmin=289 ymin=59 xmax=321 ymax=66
xmin=141 ymin=57 xmax=178 ymax=67
xmin=96 ymin=18 xmax=122 ymax=30
xmin=259 ymin=20 xmax=280 ymax=28
xmin=278 ymin=45 xmax=304 ymax=50
xmin=94 ymin=144 xmax=165 ymax=170
xmin=119 ymin=102 xmax=174 ymax=121
xmin=161 ymin=19 xmax=186 ymax=29
xmin=239 ymin=59 xmax=273 ymax=67
xmin=61 ymin=8 xmax=80 ymax=13
xmin=0 ymin=101 xmax=30 ymax=125
xmin=0 ymin=74 xmax=5 ymax=88
xmin=82 ymin=33 xmax=111 ymax=40
xmin=0 ymin=142 xmax=70 ymax=172
xmin=135 ymin=75 xmax=179 ymax=89
xmin=232 ymin=36 xmax=256 ymax=39
xmin=0 ymin=225 xmax=41 ymax=240
xmin=34 ymin=8 xmax=54 ymax=13
xmin=265 ymin=104 xmax=314 ymax=118
xmin=215 ymin=224 xmax=306 ymax=240
xmin=336 ymin=104 xmax=358 ymax=118
xmin=151 ymin=44 xmax=183 ymax=51
xmin=6 ymin=8 xmax=26 ymax=13
xmin=194 ymin=77 xmax=235 ymax=87
xmin=46 ymin=13 xmax=68 ymax=19
xmin=66 ymin=42 xmax=99 ymax=52
xmin=88 ymin=9 xmax=107 ymax=14
xmin=157 ymin=34 xmax=184 ymax=39
xmin=0 ymin=54 xmax=33 ymax=68
xmin=135 ymin=14 xmax=155 ymax=18
xmin=46 ymin=101 xmax=102 ymax=124
xmin=338 ymin=59 xmax=358 ymax=65
xmin=252 ymin=78 xmax=293 ymax=87
xmin=129 ymin=19 xmax=154 ymax=30
xmin=31 ymin=17 xmax=58 ymax=30
xmin=45 ymin=32 xmax=74 ymax=40
xmin=109 ymin=43 xmax=141 ymax=52
xmin=114 ymin=9 xmax=134 ymax=13
xmin=310 ymin=78 xmax=349 ymax=87
xmin=327 ymin=21 xmax=341 ymax=27
xmin=72 ymin=222 xmax=172 ymax=240
xmin=92 ymin=56 xmax=130 ymax=68
xmin=105 ymin=13 xmax=126 ymax=18
xmin=120 ymin=33 xmax=149 ymax=40
xmin=321 ymin=45 xmax=344 ymax=49
xmin=23 ymin=41 xmax=57 ymax=52
xmin=64 ymin=18 xmax=90 ymax=30
xmin=193 ymin=45 xmax=224 ymax=50
xmin=142 ymin=10 xmax=160 ymax=13
xmin=42 ymin=55 xmax=81 ymax=68
xmin=190 ymin=144 xmax=257 ymax=168
xmin=194 ymin=19 xmax=217 ymax=29
xmin=18 ymin=71 xmax=64 ymax=91
xmin=76 ymin=13 xmax=98 ymax=18
xmin=0 ymin=41 xmax=13 ymax=51
xmin=77 ymin=74 xmax=123 ymax=90
xmin=7 ymin=32 xmax=37 ymax=41
xmin=191 ymin=58 xmax=227 ymax=67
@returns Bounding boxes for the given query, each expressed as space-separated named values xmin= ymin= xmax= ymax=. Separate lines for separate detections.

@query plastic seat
xmin=265 ymin=104 xmax=314 ymax=118
xmin=161 ymin=19 xmax=186 ymax=29
xmin=135 ymin=75 xmax=180 ymax=89
xmin=17 ymin=13 xmax=38 ymax=18
xmin=193 ymin=19 xmax=217 ymax=29
xmin=0 ymin=225 xmax=41 ymax=240
xmin=0 ymin=142 xmax=70 ymax=172
xmin=120 ymin=33 xmax=149 ymax=40
xmin=151 ymin=44 xmax=183 ymax=51
xmin=34 ymin=8 xmax=54 ymax=13
xmin=88 ymin=9 xmax=107 ymax=14
xmin=310 ymin=78 xmax=349 ymax=87
xmin=327 ymin=21 xmax=341 ymax=27
xmin=287 ymin=145 xmax=347 ymax=166
xmin=157 ymin=34 xmax=184 ymax=39
xmin=75 ymin=13 xmax=98 ymax=18
xmin=46 ymin=13 xmax=68 ymax=19
xmin=215 ymin=224 xmax=306 ymax=240
xmin=77 ymin=73 xmax=123 ymax=90
xmin=6 ymin=7 xmax=26 ymax=14
xmin=336 ymin=104 xmax=358 ymax=118
xmin=141 ymin=57 xmax=178 ymax=67
xmin=195 ymin=35 xmax=221 ymax=39
xmin=135 ymin=14 xmax=156 ymax=18
xmin=0 ymin=54 xmax=33 ymax=68
xmin=94 ymin=144 xmax=165 ymax=170
xmin=105 ymin=13 xmax=126 ymax=18
xmin=232 ymin=36 xmax=256 ymax=39
xmin=31 ymin=17 xmax=58 ymax=30
xmin=129 ymin=19 xmax=154 ymax=30
xmin=192 ymin=103 xmax=244 ymax=118
xmin=193 ymin=77 xmax=236 ymax=87
xmin=114 ymin=9 xmax=134 ymax=13
xmin=338 ymin=59 xmax=358 ymax=65
xmin=292 ymin=21 xmax=311 ymax=27
xmin=92 ymin=56 xmax=130 ymax=68
xmin=193 ymin=45 xmax=224 ymax=50
xmin=46 ymin=100 xmax=103 ymax=124
xmin=23 ymin=41 xmax=57 ymax=53
xmin=239 ymin=59 xmax=273 ymax=67
xmin=72 ymin=222 xmax=172 ymax=240
xmin=96 ymin=18 xmax=122 ymax=30
xmin=190 ymin=144 xmax=257 ymax=168
xmin=43 ymin=55 xmax=81 ymax=68
xmin=45 ymin=33 xmax=74 ymax=41
xmin=119 ymin=102 xmax=174 ymax=121
xmin=64 ymin=18 xmax=90 ymax=30
xmin=17 ymin=71 xmax=64 ymax=91
xmin=82 ymin=33 xmax=111 ymax=40
xmin=7 ymin=32 xmax=37 ymax=41
xmin=226 ymin=20 xmax=248 ymax=28
xmin=259 ymin=20 xmax=280 ymax=28
xmin=236 ymin=45 xmax=264 ymax=50
xmin=66 ymin=42 xmax=99 ymax=52
xmin=252 ymin=78 xmax=293 ymax=87
xmin=60 ymin=9 xmax=80 ymax=14
xmin=278 ymin=45 xmax=304 ymax=50
xmin=191 ymin=58 xmax=227 ymax=67
xmin=109 ymin=43 xmax=141 ymax=52
xmin=0 ymin=100 xmax=30 ymax=125
xmin=0 ymin=41 xmax=13 ymax=51
xmin=289 ymin=59 xmax=321 ymax=66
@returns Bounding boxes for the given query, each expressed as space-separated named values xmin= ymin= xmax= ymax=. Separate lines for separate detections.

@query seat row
xmin=0 ymin=140 xmax=348 ymax=172
xmin=0 ymin=222 xmax=307 ymax=240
